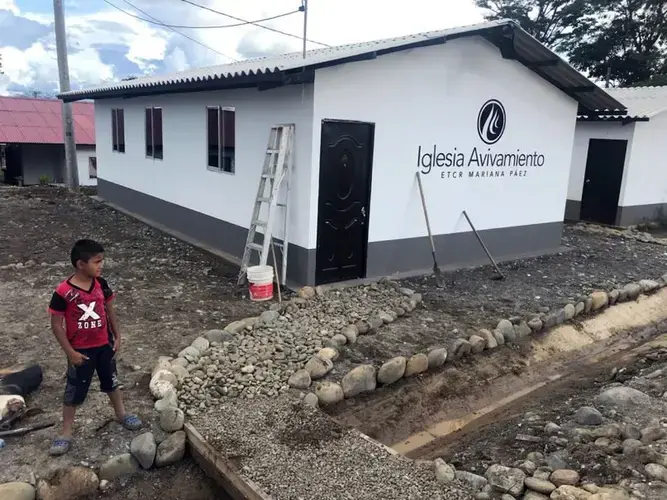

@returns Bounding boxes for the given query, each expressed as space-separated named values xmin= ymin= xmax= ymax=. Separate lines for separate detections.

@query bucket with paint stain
xmin=247 ymin=265 xmax=274 ymax=302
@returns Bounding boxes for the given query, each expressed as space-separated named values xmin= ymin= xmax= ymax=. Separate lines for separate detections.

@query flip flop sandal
xmin=49 ymin=437 xmax=71 ymax=456
xmin=121 ymin=414 xmax=142 ymax=431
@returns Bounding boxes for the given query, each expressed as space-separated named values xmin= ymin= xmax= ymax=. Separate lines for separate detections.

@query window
xmin=111 ymin=109 xmax=125 ymax=153
xmin=207 ymin=106 xmax=235 ymax=173
xmin=145 ymin=107 xmax=163 ymax=159
xmin=88 ymin=157 xmax=98 ymax=179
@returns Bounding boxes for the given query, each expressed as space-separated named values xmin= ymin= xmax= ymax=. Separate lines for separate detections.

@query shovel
xmin=462 ymin=210 xmax=505 ymax=281
xmin=415 ymin=172 xmax=445 ymax=288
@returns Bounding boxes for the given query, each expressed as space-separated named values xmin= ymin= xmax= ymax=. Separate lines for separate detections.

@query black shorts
xmin=63 ymin=344 xmax=119 ymax=406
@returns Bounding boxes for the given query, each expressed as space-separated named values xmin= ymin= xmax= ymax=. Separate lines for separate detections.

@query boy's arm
xmin=106 ymin=300 xmax=122 ymax=353
xmin=48 ymin=292 xmax=87 ymax=365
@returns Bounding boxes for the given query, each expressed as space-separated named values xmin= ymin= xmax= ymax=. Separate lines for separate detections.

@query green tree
xmin=565 ymin=0 xmax=667 ymax=86
xmin=475 ymin=0 xmax=590 ymax=49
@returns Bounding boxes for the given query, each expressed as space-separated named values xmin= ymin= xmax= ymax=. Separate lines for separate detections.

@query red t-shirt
xmin=48 ymin=277 xmax=115 ymax=349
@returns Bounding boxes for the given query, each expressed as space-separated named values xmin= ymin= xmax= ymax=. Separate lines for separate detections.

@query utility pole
xmin=53 ymin=0 xmax=79 ymax=190
xmin=302 ymin=0 xmax=308 ymax=59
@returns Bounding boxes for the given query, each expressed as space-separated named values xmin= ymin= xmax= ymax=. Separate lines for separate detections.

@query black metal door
xmin=316 ymin=120 xmax=375 ymax=285
xmin=580 ymin=139 xmax=627 ymax=225
xmin=3 ymin=145 xmax=23 ymax=185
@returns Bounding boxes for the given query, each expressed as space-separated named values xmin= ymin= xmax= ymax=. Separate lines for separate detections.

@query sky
xmin=0 ymin=0 xmax=484 ymax=96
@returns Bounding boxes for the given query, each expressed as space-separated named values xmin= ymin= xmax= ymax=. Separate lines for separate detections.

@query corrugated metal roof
xmin=58 ymin=19 xmax=626 ymax=115
xmin=0 ymin=96 xmax=95 ymax=145
xmin=605 ymin=86 xmax=667 ymax=119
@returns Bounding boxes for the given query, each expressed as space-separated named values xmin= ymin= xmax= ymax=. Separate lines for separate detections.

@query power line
xmin=106 ymin=0 xmax=238 ymax=61
xmin=180 ymin=0 xmax=331 ymax=47
xmin=105 ymin=0 xmax=300 ymax=30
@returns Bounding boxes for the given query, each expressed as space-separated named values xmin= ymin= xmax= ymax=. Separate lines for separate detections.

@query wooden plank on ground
xmin=184 ymin=423 xmax=272 ymax=500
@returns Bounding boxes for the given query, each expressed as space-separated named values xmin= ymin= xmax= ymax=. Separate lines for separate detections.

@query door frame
xmin=580 ymin=138 xmax=628 ymax=225
xmin=315 ymin=119 xmax=376 ymax=285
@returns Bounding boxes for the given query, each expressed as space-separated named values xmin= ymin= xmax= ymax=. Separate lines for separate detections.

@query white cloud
xmin=0 ymin=0 xmax=485 ymax=94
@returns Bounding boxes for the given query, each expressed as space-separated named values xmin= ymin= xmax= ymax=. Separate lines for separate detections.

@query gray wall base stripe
xmin=616 ymin=203 xmax=667 ymax=227
xmin=366 ymin=222 xmax=563 ymax=279
xmin=98 ymin=179 xmax=314 ymax=286
xmin=564 ymin=199 xmax=581 ymax=221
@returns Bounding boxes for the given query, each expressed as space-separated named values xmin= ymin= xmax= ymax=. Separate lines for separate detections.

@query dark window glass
xmin=117 ymin=109 xmax=125 ymax=153
xmin=207 ymin=107 xmax=219 ymax=168
xmin=153 ymin=108 xmax=163 ymax=160
xmin=111 ymin=109 xmax=118 ymax=151
xmin=145 ymin=108 xmax=152 ymax=157
xmin=221 ymin=109 xmax=235 ymax=173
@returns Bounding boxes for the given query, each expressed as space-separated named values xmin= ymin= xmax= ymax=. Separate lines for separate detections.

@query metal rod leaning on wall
xmin=461 ymin=210 xmax=505 ymax=281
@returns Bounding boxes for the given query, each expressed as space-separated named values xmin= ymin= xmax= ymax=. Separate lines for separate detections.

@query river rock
xmin=574 ymin=302 xmax=585 ymax=316
xmin=356 ymin=320 xmax=371 ymax=334
xmin=591 ymin=291 xmax=608 ymax=311
xmin=550 ymin=469 xmax=580 ymax=487
xmin=303 ymin=392 xmax=319 ymax=408
xmin=368 ymin=315 xmax=384 ymax=330
xmin=152 ymin=357 xmax=172 ymax=376
xmin=288 ymin=370 xmax=312 ymax=390
xmin=639 ymin=279 xmax=660 ymax=293
xmin=155 ymin=430 xmax=186 ymax=467
xmin=545 ymin=422 xmax=562 ymax=435
xmin=623 ymin=283 xmax=642 ymax=300
xmin=297 ymin=286 xmax=316 ymax=299
xmin=159 ymin=407 xmax=185 ymax=432
xmin=456 ymin=471 xmax=488 ymax=491
xmin=427 ymin=348 xmax=448 ymax=368
xmin=607 ymin=290 xmax=620 ymax=305
xmin=99 ymin=453 xmax=139 ymax=481
xmin=36 ymin=467 xmax=99 ymax=500
xmin=305 ymin=355 xmax=334 ymax=379
xmin=318 ymin=347 xmax=339 ymax=361
xmin=493 ymin=329 xmax=506 ymax=345
xmin=515 ymin=321 xmax=532 ymax=338
xmin=154 ymin=387 xmax=178 ymax=412
xmin=452 ymin=338 xmax=472 ymax=359
xmin=405 ymin=354 xmax=429 ymax=376
xmin=525 ymin=477 xmax=556 ymax=494
xmin=496 ymin=319 xmax=514 ymax=337
xmin=469 ymin=335 xmax=486 ymax=353
xmin=551 ymin=485 xmax=591 ymax=500
xmin=341 ymin=325 xmax=358 ymax=344
xmin=478 ymin=329 xmax=497 ymax=349
xmin=150 ymin=369 xmax=179 ymax=398
xmin=528 ymin=318 xmax=543 ymax=332
xmin=0 ymin=482 xmax=35 ymax=500
xmin=169 ymin=364 xmax=189 ymax=384
xmin=434 ymin=458 xmax=456 ymax=484
xmin=641 ymin=426 xmax=666 ymax=444
xmin=622 ymin=439 xmax=642 ymax=455
xmin=191 ymin=337 xmax=209 ymax=352
xmin=563 ymin=304 xmax=576 ymax=320
xmin=204 ymin=329 xmax=234 ymax=344
xmin=485 ymin=464 xmax=525 ymax=496
xmin=377 ymin=357 xmax=406 ymax=385
xmin=224 ymin=317 xmax=258 ymax=334
xmin=645 ymin=463 xmax=667 ymax=482
xmin=315 ymin=381 xmax=344 ymax=405
xmin=178 ymin=345 xmax=200 ymax=360
xmin=259 ymin=310 xmax=280 ymax=325
xmin=342 ymin=365 xmax=376 ymax=398
xmin=596 ymin=386 xmax=650 ymax=408
xmin=524 ymin=492 xmax=550 ymax=500
xmin=131 ymin=432 xmax=157 ymax=469
xmin=574 ymin=406 xmax=603 ymax=426
xmin=171 ymin=357 xmax=188 ymax=369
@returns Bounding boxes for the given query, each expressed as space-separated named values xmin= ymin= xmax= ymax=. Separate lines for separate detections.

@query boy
xmin=47 ymin=239 xmax=141 ymax=456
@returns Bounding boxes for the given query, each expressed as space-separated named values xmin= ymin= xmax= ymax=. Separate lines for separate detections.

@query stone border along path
xmin=137 ymin=274 xmax=667 ymax=496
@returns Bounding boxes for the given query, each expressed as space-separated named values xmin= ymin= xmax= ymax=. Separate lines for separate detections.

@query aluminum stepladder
xmin=238 ymin=124 xmax=295 ymax=286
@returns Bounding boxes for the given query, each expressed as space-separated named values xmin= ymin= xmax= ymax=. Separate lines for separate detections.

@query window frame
xmin=206 ymin=106 xmax=235 ymax=175
xmin=145 ymin=106 xmax=163 ymax=160
xmin=111 ymin=108 xmax=125 ymax=153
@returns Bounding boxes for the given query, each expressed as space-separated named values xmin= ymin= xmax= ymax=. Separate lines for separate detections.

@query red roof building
xmin=0 ymin=96 xmax=95 ymax=145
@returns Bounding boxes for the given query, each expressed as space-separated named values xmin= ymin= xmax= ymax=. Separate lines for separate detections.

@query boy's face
xmin=78 ymin=252 xmax=104 ymax=278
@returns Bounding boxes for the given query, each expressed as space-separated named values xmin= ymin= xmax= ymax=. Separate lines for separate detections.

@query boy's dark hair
xmin=70 ymin=239 xmax=105 ymax=267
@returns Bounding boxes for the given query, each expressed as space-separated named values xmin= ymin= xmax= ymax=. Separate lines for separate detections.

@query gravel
xmin=192 ymin=395 xmax=473 ymax=500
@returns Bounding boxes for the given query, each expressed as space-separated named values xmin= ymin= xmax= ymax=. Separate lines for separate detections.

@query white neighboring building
xmin=59 ymin=20 xmax=624 ymax=286
xmin=567 ymin=86 xmax=667 ymax=226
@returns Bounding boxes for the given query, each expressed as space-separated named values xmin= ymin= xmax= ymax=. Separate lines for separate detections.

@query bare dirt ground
xmin=339 ymin=224 xmax=667 ymax=371
xmin=0 ymin=186 xmax=267 ymax=498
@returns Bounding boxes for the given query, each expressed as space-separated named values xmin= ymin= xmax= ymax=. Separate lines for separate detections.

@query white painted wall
xmin=619 ymin=112 xmax=667 ymax=207
xmin=312 ymin=37 xmax=579 ymax=247
xmin=76 ymin=146 xmax=97 ymax=186
xmin=567 ymin=121 xmax=635 ymax=202
xmin=94 ymin=85 xmax=315 ymax=248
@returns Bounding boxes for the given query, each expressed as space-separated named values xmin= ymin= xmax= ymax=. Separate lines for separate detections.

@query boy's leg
xmin=97 ymin=344 xmax=142 ymax=430
xmin=50 ymin=352 xmax=94 ymax=456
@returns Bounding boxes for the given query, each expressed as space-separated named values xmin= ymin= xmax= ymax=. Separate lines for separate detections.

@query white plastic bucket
xmin=247 ymin=265 xmax=274 ymax=302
